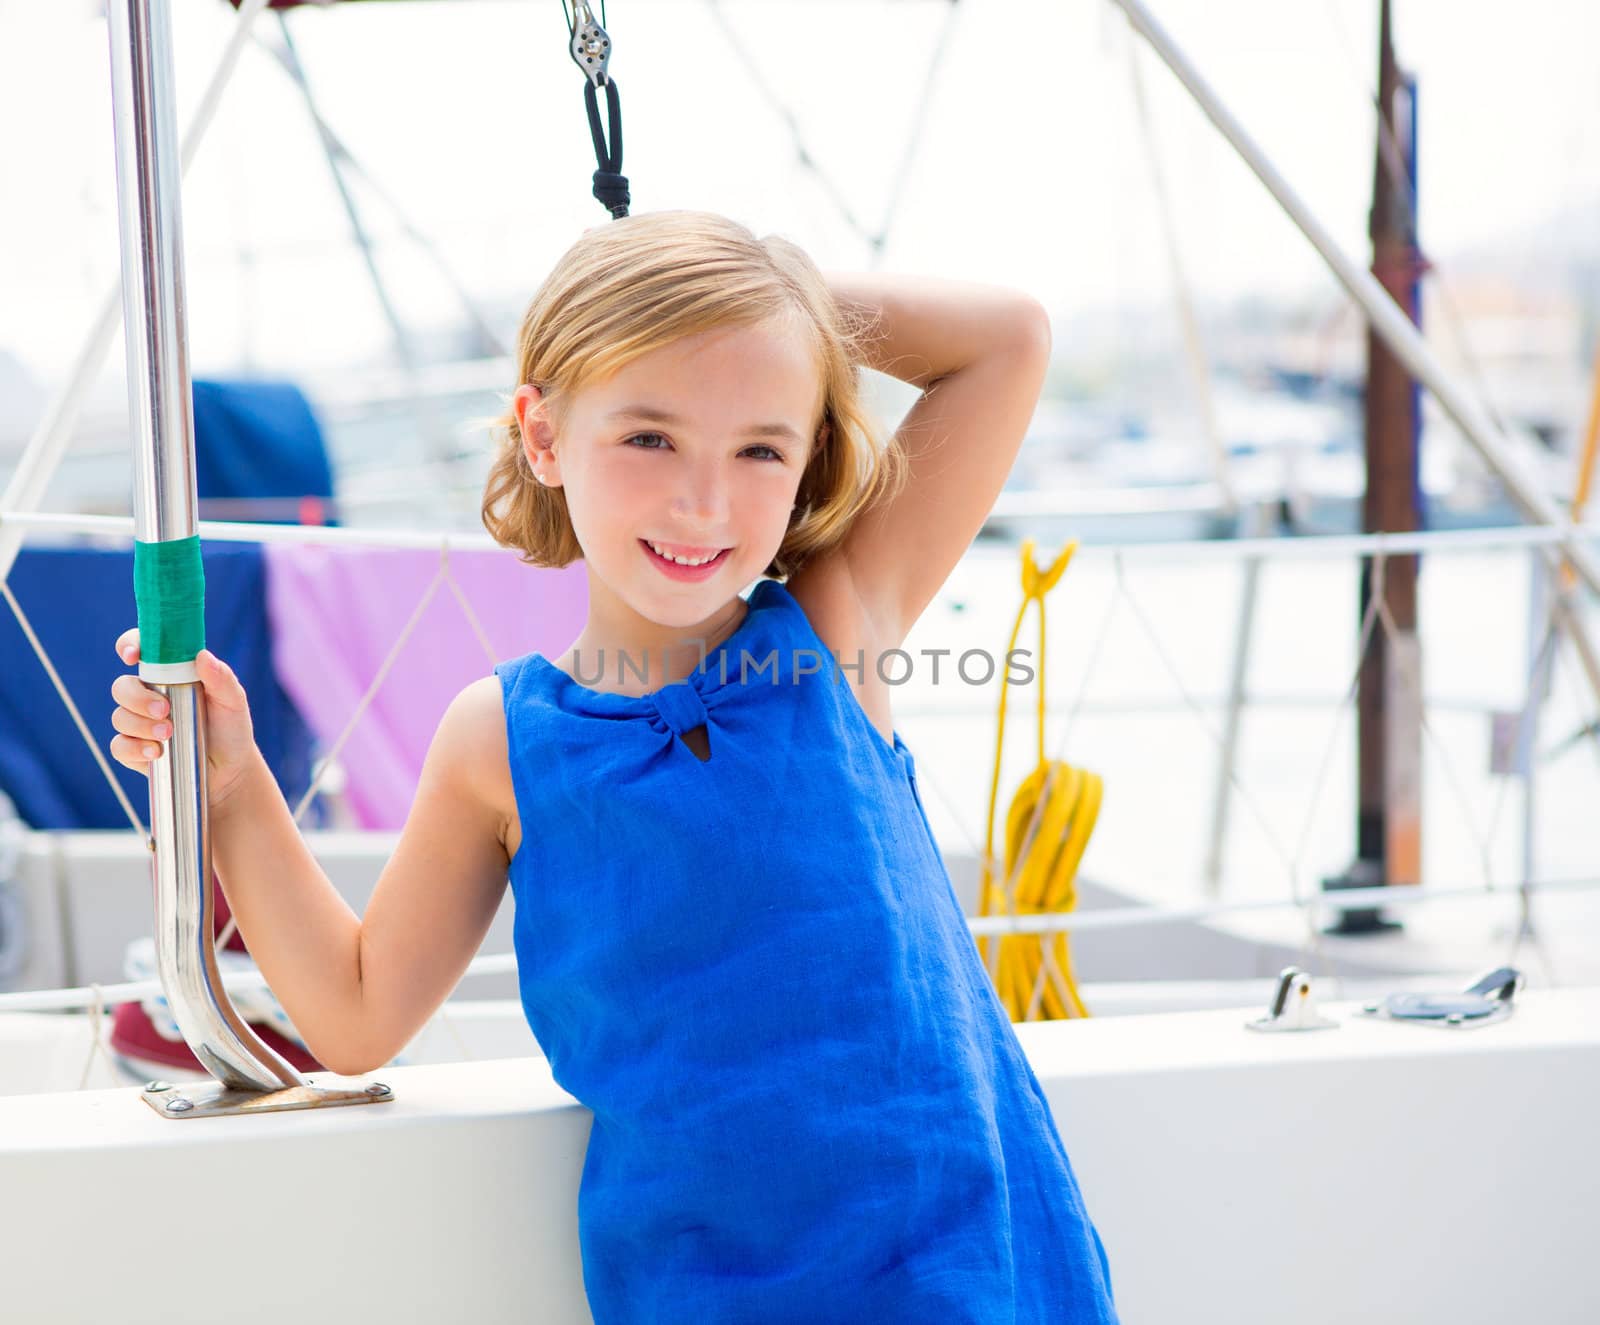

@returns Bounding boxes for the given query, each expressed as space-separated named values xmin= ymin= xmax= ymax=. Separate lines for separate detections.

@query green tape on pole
xmin=133 ymin=536 xmax=206 ymax=665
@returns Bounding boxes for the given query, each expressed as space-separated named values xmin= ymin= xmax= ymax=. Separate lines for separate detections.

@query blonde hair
xmin=482 ymin=210 xmax=906 ymax=579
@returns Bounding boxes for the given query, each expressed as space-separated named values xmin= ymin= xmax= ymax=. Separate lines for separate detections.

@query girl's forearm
xmin=822 ymin=270 xmax=1047 ymax=388
xmin=207 ymin=749 xmax=373 ymax=1072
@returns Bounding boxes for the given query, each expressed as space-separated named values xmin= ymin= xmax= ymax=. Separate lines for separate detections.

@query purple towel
xmin=263 ymin=545 xmax=586 ymax=828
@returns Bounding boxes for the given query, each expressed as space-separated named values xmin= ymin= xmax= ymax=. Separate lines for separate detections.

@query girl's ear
xmin=513 ymin=384 xmax=563 ymax=488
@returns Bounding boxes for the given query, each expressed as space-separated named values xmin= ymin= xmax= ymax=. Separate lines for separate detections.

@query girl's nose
xmin=670 ymin=466 xmax=731 ymax=527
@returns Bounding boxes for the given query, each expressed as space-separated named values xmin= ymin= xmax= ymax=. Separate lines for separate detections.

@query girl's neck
xmin=558 ymin=586 xmax=751 ymax=697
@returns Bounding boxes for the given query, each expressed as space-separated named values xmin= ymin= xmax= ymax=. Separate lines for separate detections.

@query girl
xmin=110 ymin=210 xmax=1118 ymax=1322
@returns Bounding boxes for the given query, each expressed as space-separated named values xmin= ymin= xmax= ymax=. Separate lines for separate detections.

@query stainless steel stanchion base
xmin=141 ymin=1076 xmax=393 ymax=1119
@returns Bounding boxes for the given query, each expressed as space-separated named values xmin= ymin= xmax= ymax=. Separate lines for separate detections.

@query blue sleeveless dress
xmin=495 ymin=578 xmax=1118 ymax=1323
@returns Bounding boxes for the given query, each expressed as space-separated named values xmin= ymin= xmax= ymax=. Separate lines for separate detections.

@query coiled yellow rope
xmin=976 ymin=538 xmax=1102 ymax=1021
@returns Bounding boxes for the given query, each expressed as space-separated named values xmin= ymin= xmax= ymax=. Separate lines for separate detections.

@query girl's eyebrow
xmin=608 ymin=405 xmax=802 ymax=443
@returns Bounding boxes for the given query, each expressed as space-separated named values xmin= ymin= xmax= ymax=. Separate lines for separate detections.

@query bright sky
xmin=2 ymin=0 xmax=1597 ymax=383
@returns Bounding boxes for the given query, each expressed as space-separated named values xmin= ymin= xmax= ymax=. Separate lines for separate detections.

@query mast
xmin=1337 ymin=0 xmax=1424 ymax=931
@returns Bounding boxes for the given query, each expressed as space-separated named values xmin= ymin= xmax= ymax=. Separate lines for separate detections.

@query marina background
xmin=3 ymin=0 xmax=1598 ymax=984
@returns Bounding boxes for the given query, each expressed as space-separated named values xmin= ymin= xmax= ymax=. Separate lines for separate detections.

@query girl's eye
xmin=625 ymin=433 xmax=784 ymax=462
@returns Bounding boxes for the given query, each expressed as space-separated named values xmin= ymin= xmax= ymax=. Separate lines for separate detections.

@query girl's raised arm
xmin=823 ymin=271 xmax=1052 ymax=647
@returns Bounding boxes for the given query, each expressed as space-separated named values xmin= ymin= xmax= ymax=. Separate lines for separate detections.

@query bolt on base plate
xmin=141 ymin=1077 xmax=394 ymax=1119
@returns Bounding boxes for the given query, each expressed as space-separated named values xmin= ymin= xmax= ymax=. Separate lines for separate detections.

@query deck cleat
xmin=1246 ymin=966 xmax=1339 ymax=1033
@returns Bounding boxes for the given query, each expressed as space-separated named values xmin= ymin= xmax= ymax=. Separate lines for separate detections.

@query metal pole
xmin=1520 ymin=548 xmax=1551 ymax=895
xmin=1202 ymin=501 xmax=1267 ymax=898
xmin=106 ymin=0 xmax=300 ymax=1095
xmin=1109 ymin=0 xmax=1600 ymax=599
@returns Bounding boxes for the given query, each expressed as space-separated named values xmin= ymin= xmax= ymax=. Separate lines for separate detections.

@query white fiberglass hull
xmin=2 ymin=989 xmax=1596 ymax=1324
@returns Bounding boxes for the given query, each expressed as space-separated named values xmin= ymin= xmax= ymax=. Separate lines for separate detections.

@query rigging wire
xmin=703 ymin=0 xmax=963 ymax=266
xmin=1121 ymin=18 xmax=1236 ymax=514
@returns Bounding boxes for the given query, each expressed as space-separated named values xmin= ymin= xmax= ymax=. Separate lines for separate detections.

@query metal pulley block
xmin=567 ymin=1 xmax=613 ymax=86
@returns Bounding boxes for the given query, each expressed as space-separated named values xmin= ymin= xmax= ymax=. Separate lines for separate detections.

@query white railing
xmin=2 ymin=515 xmax=1598 ymax=1024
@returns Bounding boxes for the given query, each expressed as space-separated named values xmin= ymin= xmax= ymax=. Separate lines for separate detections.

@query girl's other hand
xmin=109 ymin=629 xmax=260 ymax=808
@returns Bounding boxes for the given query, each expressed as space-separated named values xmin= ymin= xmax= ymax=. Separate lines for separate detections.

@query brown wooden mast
xmin=1326 ymin=0 xmax=1424 ymax=931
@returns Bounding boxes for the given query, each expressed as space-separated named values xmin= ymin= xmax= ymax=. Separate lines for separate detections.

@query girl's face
xmin=514 ymin=315 xmax=820 ymax=634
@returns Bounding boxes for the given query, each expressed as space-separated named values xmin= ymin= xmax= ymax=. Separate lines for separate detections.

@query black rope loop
xmin=583 ymin=78 xmax=629 ymax=218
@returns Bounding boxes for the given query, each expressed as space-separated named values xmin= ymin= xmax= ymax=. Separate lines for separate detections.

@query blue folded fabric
xmin=191 ymin=378 xmax=335 ymax=517
xmin=0 ymin=544 xmax=314 ymax=829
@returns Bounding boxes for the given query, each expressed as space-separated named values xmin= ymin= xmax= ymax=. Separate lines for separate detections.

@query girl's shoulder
xmin=432 ymin=675 xmax=520 ymax=856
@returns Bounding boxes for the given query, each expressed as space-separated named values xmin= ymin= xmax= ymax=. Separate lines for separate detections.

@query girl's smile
xmin=640 ymin=539 xmax=734 ymax=580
